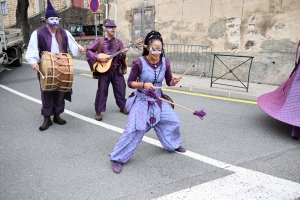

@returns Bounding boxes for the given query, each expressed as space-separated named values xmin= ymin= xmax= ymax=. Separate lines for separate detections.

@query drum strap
xmin=97 ymin=37 xmax=104 ymax=54
xmin=56 ymin=29 xmax=63 ymax=53
xmin=93 ymin=37 xmax=105 ymax=79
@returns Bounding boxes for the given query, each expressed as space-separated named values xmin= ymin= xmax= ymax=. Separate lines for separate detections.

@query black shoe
xmin=53 ymin=114 xmax=66 ymax=125
xmin=95 ymin=112 xmax=103 ymax=121
xmin=292 ymin=136 xmax=299 ymax=140
xmin=39 ymin=116 xmax=53 ymax=131
xmin=120 ymin=108 xmax=129 ymax=115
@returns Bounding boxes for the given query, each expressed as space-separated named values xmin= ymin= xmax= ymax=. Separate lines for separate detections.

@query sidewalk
xmin=73 ymin=59 xmax=278 ymax=102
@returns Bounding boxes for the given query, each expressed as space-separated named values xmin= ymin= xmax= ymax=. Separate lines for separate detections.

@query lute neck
xmin=108 ymin=43 xmax=133 ymax=60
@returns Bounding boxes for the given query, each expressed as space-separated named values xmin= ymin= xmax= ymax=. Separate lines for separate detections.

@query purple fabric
xmin=292 ymin=126 xmax=300 ymax=137
xmin=109 ymin=99 xmax=181 ymax=163
xmin=45 ymin=0 xmax=59 ymax=18
xmin=109 ymin=56 xmax=182 ymax=163
xmin=127 ymin=56 xmax=172 ymax=88
xmin=36 ymin=26 xmax=71 ymax=116
xmin=104 ymin=19 xmax=117 ymax=27
xmin=193 ymin=110 xmax=206 ymax=120
xmin=94 ymin=68 xmax=126 ymax=112
xmin=86 ymin=37 xmax=125 ymax=70
xmin=37 ymin=26 xmax=68 ymax=55
xmin=257 ymin=41 xmax=300 ymax=135
xmin=40 ymin=87 xmax=65 ymax=116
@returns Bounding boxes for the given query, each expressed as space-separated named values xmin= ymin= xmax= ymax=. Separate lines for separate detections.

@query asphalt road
xmin=0 ymin=63 xmax=300 ymax=200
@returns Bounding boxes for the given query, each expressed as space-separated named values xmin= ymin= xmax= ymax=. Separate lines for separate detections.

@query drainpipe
xmin=115 ymin=0 xmax=118 ymax=38
xmin=105 ymin=0 xmax=108 ymax=19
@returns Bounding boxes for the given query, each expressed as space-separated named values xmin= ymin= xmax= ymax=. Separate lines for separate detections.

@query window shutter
xmin=132 ymin=9 xmax=142 ymax=41
xmin=144 ymin=7 xmax=154 ymax=38
xmin=132 ymin=6 xmax=155 ymax=41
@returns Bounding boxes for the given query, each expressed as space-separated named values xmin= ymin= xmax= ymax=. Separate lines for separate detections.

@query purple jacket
xmin=86 ymin=37 xmax=125 ymax=69
xmin=37 ymin=26 xmax=68 ymax=56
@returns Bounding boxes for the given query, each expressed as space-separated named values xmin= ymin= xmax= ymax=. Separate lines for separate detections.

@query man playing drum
xmin=25 ymin=0 xmax=84 ymax=131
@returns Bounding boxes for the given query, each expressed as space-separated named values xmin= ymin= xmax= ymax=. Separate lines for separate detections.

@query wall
xmin=4 ymin=0 xmax=300 ymax=85
xmin=106 ymin=0 xmax=300 ymax=85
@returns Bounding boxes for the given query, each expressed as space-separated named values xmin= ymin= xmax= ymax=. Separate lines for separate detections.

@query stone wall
xmin=105 ymin=0 xmax=300 ymax=85
xmin=4 ymin=0 xmax=300 ymax=85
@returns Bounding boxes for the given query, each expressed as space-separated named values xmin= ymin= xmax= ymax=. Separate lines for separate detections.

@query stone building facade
xmin=105 ymin=0 xmax=300 ymax=85
xmin=3 ymin=0 xmax=300 ymax=85
xmin=3 ymin=0 xmax=102 ymax=27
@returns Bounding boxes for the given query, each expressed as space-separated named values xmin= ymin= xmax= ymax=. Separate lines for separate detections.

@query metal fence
xmin=164 ymin=43 xmax=212 ymax=77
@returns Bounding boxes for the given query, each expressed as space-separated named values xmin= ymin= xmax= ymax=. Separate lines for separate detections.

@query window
xmin=1 ymin=1 xmax=7 ymax=15
xmin=132 ymin=6 xmax=155 ymax=41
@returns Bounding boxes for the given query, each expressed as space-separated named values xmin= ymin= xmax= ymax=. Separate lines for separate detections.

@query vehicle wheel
xmin=13 ymin=48 xmax=22 ymax=67
xmin=7 ymin=49 xmax=16 ymax=66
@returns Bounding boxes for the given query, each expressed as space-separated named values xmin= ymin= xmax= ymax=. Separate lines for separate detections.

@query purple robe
xmin=257 ymin=41 xmax=300 ymax=138
xmin=109 ymin=57 xmax=182 ymax=163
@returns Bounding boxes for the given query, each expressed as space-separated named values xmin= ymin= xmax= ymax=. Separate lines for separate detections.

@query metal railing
xmin=164 ymin=43 xmax=212 ymax=77
xmin=210 ymin=53 xmax=254 ymax=92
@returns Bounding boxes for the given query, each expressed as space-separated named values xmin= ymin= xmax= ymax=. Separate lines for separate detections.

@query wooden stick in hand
xmin=180 ymin=65 xmax=195 ymax=79
xmin=37 ymin=69 xmax=45 ymax=79
xmin=68 ymin=36 xmax=80 ymax=48
xmin=159 ymin=97 xmax=194 ymax=112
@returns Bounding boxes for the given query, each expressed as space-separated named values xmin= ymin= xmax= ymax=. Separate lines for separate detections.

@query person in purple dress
xmin=109 ymin=30 xmax=186 ymax=174
xmin=86 ymin=19 xmax=129 ymax=121
xmin=25 ymin=0 xmax=84 ymax=131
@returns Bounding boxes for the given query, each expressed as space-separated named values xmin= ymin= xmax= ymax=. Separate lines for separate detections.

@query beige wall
xmin=4 ymin=0 xmax=300 ymax=84
xmin=108 ymin=0 xmax=300 ymax=52
xmin=106 ymin=0 xmax=300 ymax=85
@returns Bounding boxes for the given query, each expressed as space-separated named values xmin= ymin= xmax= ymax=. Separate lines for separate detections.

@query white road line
xmin=154 ymin=168 xmax=300 ymax=200
xmin=1 ymin=84 xmax=300 ymax=200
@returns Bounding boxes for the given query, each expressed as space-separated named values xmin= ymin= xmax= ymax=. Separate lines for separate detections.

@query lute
xmin=93 ymin=38 xmax=143 ymax=73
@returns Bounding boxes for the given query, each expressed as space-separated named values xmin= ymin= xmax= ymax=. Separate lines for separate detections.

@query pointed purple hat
xmin=45 ymin=0 xmax=59 ymax=18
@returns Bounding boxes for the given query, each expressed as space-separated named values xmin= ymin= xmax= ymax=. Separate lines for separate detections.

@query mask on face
xmin=150 ymin=46 xmax=162 ymax=55
xmin=47 ymin=17 xmax=59 ymax=28
xmin=106 ymin=27 xmax=116 ymax=32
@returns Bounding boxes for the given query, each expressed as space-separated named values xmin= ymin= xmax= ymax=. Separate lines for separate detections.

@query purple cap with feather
xmin=45 ymin=0 xmax=59 ymax=18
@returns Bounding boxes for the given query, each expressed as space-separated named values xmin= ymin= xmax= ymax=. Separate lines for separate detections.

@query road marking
xmin=80 ymin=73 xmax=257 ymax=105
xmin=1 ymin=84 xmax=299 ymax=200
xmin=154 ymin=167 xmax=300 ymax=200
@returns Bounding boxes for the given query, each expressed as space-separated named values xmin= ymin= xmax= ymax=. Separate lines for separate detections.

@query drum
xmin=39 ymin=52 xmax=74 ymax=92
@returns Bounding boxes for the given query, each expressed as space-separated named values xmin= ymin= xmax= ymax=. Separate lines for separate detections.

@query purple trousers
xmin=109 ymin=98 xmax=182 ymax=163
xmin=94 ymin=68 xmax=126 ymax=112
xmin=40 ymin=88 xmax=68 ymax=116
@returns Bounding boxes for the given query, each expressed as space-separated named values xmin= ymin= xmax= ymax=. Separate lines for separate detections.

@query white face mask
xmin=47 ymin=17 xmax=59 ymax=28
xmin=150 ymin=46 xmax=162 ymax=54
xmin=106 ymin=27 xmax=116 ymax=32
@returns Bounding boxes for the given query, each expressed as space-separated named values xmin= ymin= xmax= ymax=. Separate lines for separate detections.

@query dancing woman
xmin=109 ymin=30 xmax=186 ymax=174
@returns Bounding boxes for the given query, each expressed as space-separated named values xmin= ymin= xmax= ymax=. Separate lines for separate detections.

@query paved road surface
xmin=0 ymin=63 xmax=299 ymax=200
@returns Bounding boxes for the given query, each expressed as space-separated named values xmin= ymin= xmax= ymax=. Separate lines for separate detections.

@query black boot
xmin=39 ymin=116 xmax=53 ymax=131
xmin=53 ymin=114 xmax=66 ymax=125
